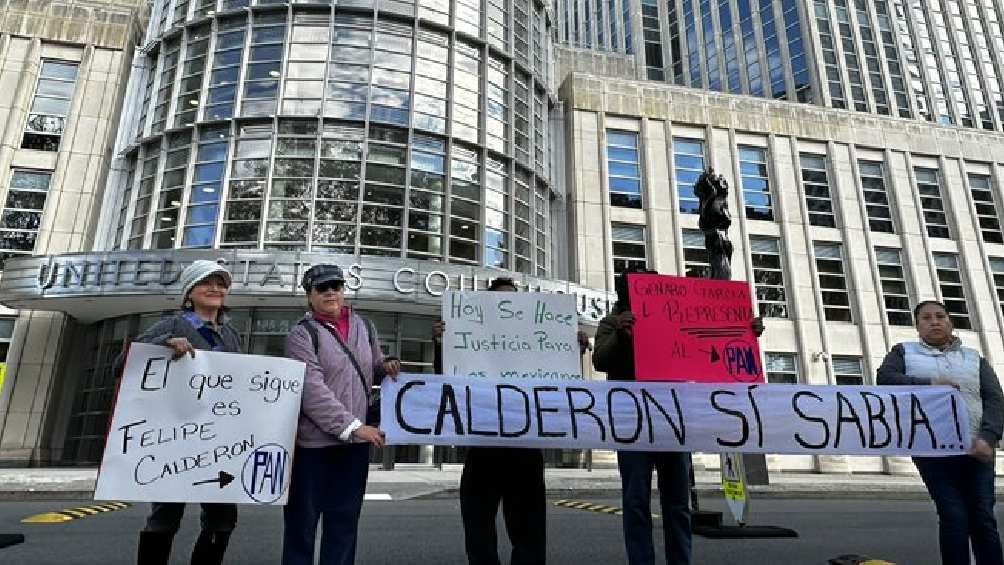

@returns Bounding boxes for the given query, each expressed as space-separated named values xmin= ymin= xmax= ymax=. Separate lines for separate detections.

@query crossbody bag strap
xmin=315 ymin=320 xmax=371 ymax=399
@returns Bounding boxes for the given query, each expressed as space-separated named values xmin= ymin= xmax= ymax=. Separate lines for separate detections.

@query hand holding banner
xmin=629 ymin=273 xmax=763 ymax=383
xmin=95 ymin=343 xmax=306 ymax=505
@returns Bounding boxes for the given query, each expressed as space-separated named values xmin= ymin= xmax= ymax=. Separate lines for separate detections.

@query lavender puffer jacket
xmin=285 ymin=311 xmax=386 ymax=448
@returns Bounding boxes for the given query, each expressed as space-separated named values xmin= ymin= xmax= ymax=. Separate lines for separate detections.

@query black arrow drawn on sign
xmin=192 ymin=471 xmax=234 ymax=489
xmin=698 ymin=346 xmax=721 ymax=363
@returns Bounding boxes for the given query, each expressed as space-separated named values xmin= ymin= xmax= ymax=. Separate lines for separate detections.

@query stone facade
xmin=0 ymin=0 xmax=147 ymax=466
xmin=564 ymin=71 xmax=1004 ymax=473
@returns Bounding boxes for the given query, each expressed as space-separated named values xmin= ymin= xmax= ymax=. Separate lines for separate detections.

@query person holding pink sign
xmin=593 ymin=266 xmax=764 ymax=565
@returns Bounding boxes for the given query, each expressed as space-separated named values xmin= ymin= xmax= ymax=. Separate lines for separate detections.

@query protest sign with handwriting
xmin=95 ymin=343 xmax=305 ymax=505
xmin=442 ymin=291 xmax=582 ymax=380
xmin=629 ymin=273 xmax=763 ymax=383
xmin=383 ymin=374 xmax=969 ymax=456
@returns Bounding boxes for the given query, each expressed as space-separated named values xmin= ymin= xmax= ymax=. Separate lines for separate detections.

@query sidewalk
xmin=0 ymin=465 xmax=977 ymax=501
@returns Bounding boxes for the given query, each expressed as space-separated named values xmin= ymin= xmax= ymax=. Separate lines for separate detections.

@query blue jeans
xmin=282 ymin=444 xmax=370 ymax=565
xmin=914 ymin=455 xmax=1004 ymax=565
xmin=618 ymin=451 xmax=692 ymax=565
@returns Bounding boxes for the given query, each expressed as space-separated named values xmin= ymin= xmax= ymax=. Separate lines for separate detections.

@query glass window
xmin=990 ymin=257 xmax=1004 ymax=317
xmin=914 ymin=167 xmax=951 ymax=238
xmin=858 ymin=160 xmax=895 ymax=233
xmin=800 ymin=153 xmax=838 ymax=228
xmin=874 ymin=247 xmax=913 ymax=326
xmin=933 ymin=253 xmax=972 ymax=329
xmin=739 ymin=146 xmax=773 ymax=220
xmin=968 ymin=173 xmax=1003 ymax=244
xmin=765 ymin=352 xmax=798 ymax=383
xmin=751 ymin=236 xmax=788 ymax=318
xmin=833 ymin=356 xmax=864 ymax=385
xmin=0 ymin=170 xmax=52 ymax=268
xmin=814 ymin=241 xmax=853 ymax=322
xmin=22 ymin=60 xmax=79 ymax=151
xmin=682 ymin=228 xmax=710 ymax=278
xmin=607 ymin=130 xmax=642 ymax=208
xmin=674 ymin=138 xmax=705 ymax=214
xmin=174 ymin=25 xmax=211 ymax=127
xmin=612 ymin=223 xmax=647 ymax=273
xmin=241 ymin=13 xmax=286 ymax=117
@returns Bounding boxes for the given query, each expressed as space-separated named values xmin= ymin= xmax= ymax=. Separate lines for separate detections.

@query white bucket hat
xmin=179 ymin=260 xmax=232 ymax=304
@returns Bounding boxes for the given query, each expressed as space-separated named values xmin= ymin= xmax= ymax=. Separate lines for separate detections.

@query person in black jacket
xmin=431 ymin=278 xmax=590 ymax=565
xmin=592 ymin=266 xmax=762 ymax=565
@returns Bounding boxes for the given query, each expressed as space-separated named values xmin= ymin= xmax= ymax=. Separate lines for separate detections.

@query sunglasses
xmin=313 ymin=281 xmax=344 ymax=293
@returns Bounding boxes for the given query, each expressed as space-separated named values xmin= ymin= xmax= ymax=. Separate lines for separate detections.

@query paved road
xmin=0 ymin=494 xmax=970 ymax=564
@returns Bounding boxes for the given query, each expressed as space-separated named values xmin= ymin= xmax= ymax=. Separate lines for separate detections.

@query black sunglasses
xmin=313 ymin=281 xmax=344 ymax=293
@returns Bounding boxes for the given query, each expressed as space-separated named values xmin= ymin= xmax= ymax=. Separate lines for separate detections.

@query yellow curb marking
xmin=553 ymin=499 xmax=661 ymax=518
xmin=22 ymin=502 xmax=130 ymax=524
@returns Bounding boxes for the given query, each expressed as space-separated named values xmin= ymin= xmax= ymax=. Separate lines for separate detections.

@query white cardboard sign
xmin=442 ymin=291 xmax=582 ymax=380
xmin=95 ymin=343 xmax=306 ymax=505
xmin=383 ymin=374 xmax=970 ymax=456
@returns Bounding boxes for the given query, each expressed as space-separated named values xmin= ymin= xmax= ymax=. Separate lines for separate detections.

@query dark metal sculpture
xmin=695 ymin=169 xmax=733 ymax=281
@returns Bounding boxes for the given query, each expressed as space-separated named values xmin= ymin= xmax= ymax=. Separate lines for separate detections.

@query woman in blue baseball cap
xmin=282 ymin=263 xmax=401 ymax=565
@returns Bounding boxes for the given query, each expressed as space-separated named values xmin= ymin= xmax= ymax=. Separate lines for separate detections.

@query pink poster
xmin=628 ymin=273 xmax=764 ymax=383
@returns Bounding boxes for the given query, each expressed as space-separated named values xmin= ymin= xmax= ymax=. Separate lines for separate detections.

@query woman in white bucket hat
xmin=124 ymin=260 xmax=243 ymax=565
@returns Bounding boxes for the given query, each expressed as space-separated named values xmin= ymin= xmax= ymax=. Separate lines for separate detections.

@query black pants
xmin=144 ymin=502 xmax=237 ymax=534
xmin=460 ymin=447 xmax=546 ymax=565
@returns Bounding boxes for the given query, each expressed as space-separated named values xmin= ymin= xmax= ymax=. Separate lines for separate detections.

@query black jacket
xmin=591 ymin=305 xmax=635 ymax=381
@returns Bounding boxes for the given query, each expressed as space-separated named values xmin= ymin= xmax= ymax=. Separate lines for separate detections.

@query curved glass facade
xmin=115 ymin=0 xmax=555 ymax=276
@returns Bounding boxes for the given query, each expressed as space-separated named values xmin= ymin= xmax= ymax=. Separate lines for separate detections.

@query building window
xmin=183 ymin=126 xmax=230 ymax=248
xmin=739 ymin=146 xmax=773 ymax=221
xmin=0 ymin=317 xmax=14 ymax=366
xmin=265 ymin=119 xmax=316 ymax=251
xmin=152 ymin=39 xmax=181 ymax=134
xmin=205 ymin=17 xmax=245 ymax=121
xmin=449 ymin=143 xmax=481 ymax=264
xmin=222 ymin=121 xmax=272 ymax=247
xmin=281 ymin=11 xmax=331 ymax=117
xmin=22 ymin=60 xmax=79 ymax=152
xmin=674 ymin=138 xmax=705 ymax=214
xmin=875 ymin=247 xmax=913 ymax=326
xmin=408 ymin=134 xmax=447 ymax=261
xmin=914 ymin=167 xmax=951 ymax=239
xmin=174 ymin=25 xmax=210 ymax=127
xmin=799 ymin=153 xmax=837 ymax=228
xmin=314 ymin=121 xmax=365 ymax=255
xmin=642 ymin=0 xmax=666 ymax=80
xmin=765 ymin=352 xmax=798 ymax=383
xmin=152 ymin=131 xmax=192 ymax=249
xmin=682 ymin=228 xmax=709 ymax=277
xmin=360 ymin=124 xmax=407 ymax=256
xmin=611 ymin=223 xmax=647 ymax=273
xmin=933 ymin=253 xmax=972 ymax=330
xmin=241 ymin=11 xmax=286 ymax=117
xmin=0 ymin=170 xmax=52 ymax=268
xmin=607 ymin=130 xmax=642 ymax=208
xmin=129 ymin=141 xmax=161 ymax=249
xmin=751 ymin=236 xmax=789 ymax=318
xmin=833 ymin=356 xmax=864 ymax=385
xmin=969 ymin=174 xmax=1004 ymax=244
xmin=814 ymin=241 xmax=853 ymax=322
xmin=484 ymin=156 xmax=510 ymax=268
xmin=858 ymin=160 xmax=894 ymax=233
xmin=990 ymin=257 xmax=1004 ymax=316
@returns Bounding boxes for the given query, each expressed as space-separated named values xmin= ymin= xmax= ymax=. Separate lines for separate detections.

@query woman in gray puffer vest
xmin=878 ymin=300 xmax=1004 ymax=565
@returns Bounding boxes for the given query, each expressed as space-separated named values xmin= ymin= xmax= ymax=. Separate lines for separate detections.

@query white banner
xmin=95 ymin=343 xmax=306 ymax=505
xmin=382 ymin=374 xmax=970 ymax=456
xmin=442 ymin=291 xmax=582 ymax=380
